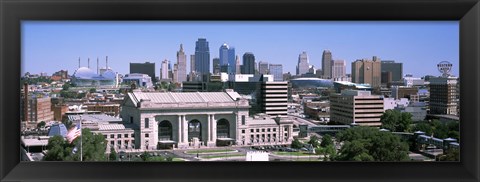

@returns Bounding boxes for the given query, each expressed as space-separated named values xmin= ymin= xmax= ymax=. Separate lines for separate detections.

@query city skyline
xmin=22 ymin=21 xmax=459 ymax=78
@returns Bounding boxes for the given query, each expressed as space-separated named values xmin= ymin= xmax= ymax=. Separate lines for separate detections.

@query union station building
xmin=120 ymin=89 xmax=294 ymax=150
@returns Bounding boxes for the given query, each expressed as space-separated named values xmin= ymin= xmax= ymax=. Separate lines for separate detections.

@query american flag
xmin=66 ymin=123 xmax=81 ymax=144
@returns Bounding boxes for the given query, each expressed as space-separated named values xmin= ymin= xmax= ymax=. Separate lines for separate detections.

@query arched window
xmin=217 ymin=119 xmax=230 ymax=138
xmin=188 ymin=120 xmax=202 ymax=141
xmin=158 ymin=120 xmax=172 ymax=141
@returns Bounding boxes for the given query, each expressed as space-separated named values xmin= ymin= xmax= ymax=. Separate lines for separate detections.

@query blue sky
xmin=22 ymin=21 xmax=459 ymax=78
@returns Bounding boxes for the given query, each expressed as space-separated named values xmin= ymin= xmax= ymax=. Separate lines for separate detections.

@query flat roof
xmin=68 ymin=114 xmax=123 ymax=123
xmin=21 ymin=136 xmax=50 ymax=147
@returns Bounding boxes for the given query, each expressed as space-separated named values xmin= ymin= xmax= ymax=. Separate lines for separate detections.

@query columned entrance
xmin=216 ymin=119 xmax=234 ymax=146
xmin=158 ymin=120 xmax=175 ymax=149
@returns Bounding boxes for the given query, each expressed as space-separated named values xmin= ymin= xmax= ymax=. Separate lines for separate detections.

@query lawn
xmin=272 ymin=151 xmax=317 ymax=156
xmin=172 ymin=158 xmax=186 ymax=161
xmin=201 ymin=154 xmax=245 ymax=159
xmin=185 ymin=149 xmax=236 ymax=154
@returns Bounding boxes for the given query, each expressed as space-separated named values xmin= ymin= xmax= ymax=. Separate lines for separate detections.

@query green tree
xmin=438 ymin=148 xmax=460 ymax=161
xmin=37 ymin=121 xmax=46 ymax=128
xmin=336 ymin=140 xmax=374 ymax=161
xmin=44 ymin=128 xmax=107 ymax=161
xmin=413 ymin=122 xmax=433 ymax=136
xmin=335 ymin=127 xmax=409 ymax=161
xmin=89 ymin=88 xmax=97 ymax=93
xmin=291 ymin=138 xmax=303 ymax=149
xmin=141 ymin=151 xmax=150 ymax=161
xmin=307 ymin=135 xmax=320 ymax=148
xmin=44 ymin=135 xmax=69 ymax=161
xmin=62 ymin=82 xmax=71 ymax=91
xmin=380 ymin=110 xmax=412 ymax=132
xmin=168 ymin=83 xmax=177 ymax=91
xmin=320 ymin=134 xmax=333 ymax=148
xmin=316 ymin=144 xmax=337 ymax=161
xmin=109 ymin=147 xmax=117 ymax=161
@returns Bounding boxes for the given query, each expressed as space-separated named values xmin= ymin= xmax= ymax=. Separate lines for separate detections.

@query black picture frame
xmin=1 ymin=0 xmax=479 ymax=181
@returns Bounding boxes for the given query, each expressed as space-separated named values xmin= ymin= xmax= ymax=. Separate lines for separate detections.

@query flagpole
xmin=80 ymin=116 xmax=83 ymax=162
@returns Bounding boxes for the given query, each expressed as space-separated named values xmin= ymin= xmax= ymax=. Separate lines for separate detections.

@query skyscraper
xmin=161 ymin=59 xmax=169 ymax=79
xmin=219 ymin=43 xmax=236 ymax=74
xmin=381 ymin=60 xmax=403 ymax=82
xmin=213 ymin=58 xmax=220 ymax=74
xmin=351 ymin=56 xmax=382 ymax=88
xmin=235 ymin=55 xmax=241 ymax=74
xmin=242 ymin=52 xmax=255 ymax=74
xmin=228 ymin=47 xmax=236 ymax=74
xmin=219 ymin=44 xmax=229 ymax=66
xmin=258 ymin=61 xmax=269 ymax=75
xmin=130 ymin=62 xmax=156 ymax=82
xmin=322 ymin=50 xmax=332 ymax=79
xmin=269 ymin=64 xmax=283 ymax=81
xmin=296 ymin=51 xmax=310 ymax=76
xmin=332 ymin=60 xmax=346 ymax=79
xmin=175 ymin=44 xmax=187 ymax=83
xmin=195 ymin=38 xmax=210 ymax=82
xmin=429 ymin=76 xmax=458 ymax=115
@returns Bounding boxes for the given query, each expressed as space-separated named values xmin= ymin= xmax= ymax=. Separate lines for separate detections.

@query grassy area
xmin=172 ymin=158 xmax=186 ymax=161
xmin=185 ymin=149 xmax=236 ymax=154
xmin=201 ymin=154 xmax=245 ymax=159
xmin=273 ymin=151 xmax=317 ymax=156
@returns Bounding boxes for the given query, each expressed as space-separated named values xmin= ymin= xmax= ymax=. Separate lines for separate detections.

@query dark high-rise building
xmin=194 ymin=38 xmax=210 ymax=82
xmin=381 ymin=71 xmax=392 ymax=85
xmin=322 ymin=50 xmax=332 ymax=79
xmin=130 ymin=62 xmax=156 ymax=82
xmin=381 ymin=60 xmax=403 ymax=81
xmin=213 ymin=58 xmax=221 ymax=74
xmin=242 ymin=52 xmax=255 ymax=74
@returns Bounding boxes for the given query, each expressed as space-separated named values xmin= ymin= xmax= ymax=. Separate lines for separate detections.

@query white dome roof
xmin=73 ymin=67 xmax=97 ymax=79
xmin=102 ymin=70 xmax=116 ymax=79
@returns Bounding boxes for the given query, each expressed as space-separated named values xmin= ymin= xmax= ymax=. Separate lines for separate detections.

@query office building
xmin=213 ymin=58 xmax=221 ymax=74
xmin=194 ymin=38 xmax=210 ymax=82
xmin=351 ymin=56 xmax=382 ymax=88
xmin=260 ymin=81 xmax=289 ymax=116
xmin=161 ymin=59 xmax=169 ymax=80
xmin=242 ymin=52 xmax=255 ymax=74
xmin=381 ymin=60 xmax=403 ymax=82
xmin=190 ymin=55 xmax=195 ymax=75
xmin=130 ymin=62 xmax=156 ymax=82
xmin=330 ymin=90 xmax=384 ymax=126
xmin=21 ymin=84 xmax=54 ymax=123
xmin=269 ymin=64 xmax=283 ymax=81
xmin=403 ymin=76 xmax=424 ymax=87
xmin=391 ymin=86 xmax=419 ymax=100
xmin=322 ymin=50 xmax=332 ymax=79
xmin=394 ymin=102 xmax=427 ymax=121
xmin=429 ymin=76 xmax=458 ymax=115
xmin=332 ymin=60 xmax=346 ymax=79
xmin=219 ymin=43 xmax=236 ymax=74
xmin=235 ymin=55 xmax=241 ymax=74
xmin=381 ymin=71 xmax=393 ymax=86
xmin=174 ymin=44 xmax=187 ymax=83
xmin=296 ymin=51 xmax=310 ymax=76
xmin=258 ymin=61 xmax=269 ymax=75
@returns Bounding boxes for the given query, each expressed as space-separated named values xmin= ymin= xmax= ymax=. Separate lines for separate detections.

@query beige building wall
xmin=351 ymin=57 xmax=382 ymax=88
xmin=330 ymin=90 xmax=384 ymax=127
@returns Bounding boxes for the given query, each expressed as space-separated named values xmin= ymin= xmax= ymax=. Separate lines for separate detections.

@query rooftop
xmin=68 ymin=114 xmax=123 ymax=123
xmin=129 ymin=91 xmax=237 ymax=104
